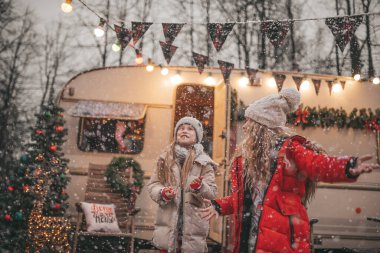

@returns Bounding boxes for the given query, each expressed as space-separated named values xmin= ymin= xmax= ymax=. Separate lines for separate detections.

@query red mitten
xmin=161 ymin=187 xmax=174 ymax=201
xmin=190 ymin=176 xmax=203 ymax=190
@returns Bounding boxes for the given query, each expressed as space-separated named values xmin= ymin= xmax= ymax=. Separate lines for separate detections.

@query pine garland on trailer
xmin=286 ymin=106 xmax=380 ymax=130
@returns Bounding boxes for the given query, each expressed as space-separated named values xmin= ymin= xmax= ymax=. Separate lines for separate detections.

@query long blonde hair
xmin=238 ymin=120 xmax=288 ymax=188
xmin=156 ymin=143 xmax=196 ymax=188
xmin=236 ymin=120 xmax=318 ymax=205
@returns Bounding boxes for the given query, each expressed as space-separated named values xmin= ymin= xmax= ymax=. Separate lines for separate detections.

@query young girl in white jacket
xmin=147 ymin=116 xmax=218 ymax=253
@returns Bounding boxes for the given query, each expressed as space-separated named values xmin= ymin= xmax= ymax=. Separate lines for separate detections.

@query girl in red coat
xmin=200 ymin=88 xmax=379 ymax=253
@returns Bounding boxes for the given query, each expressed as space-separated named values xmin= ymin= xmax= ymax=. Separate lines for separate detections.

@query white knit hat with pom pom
xmin=244 ymin=88 xmax=301 ymax=128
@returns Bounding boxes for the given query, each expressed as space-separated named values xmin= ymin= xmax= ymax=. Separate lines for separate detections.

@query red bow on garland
xmin=295 ymin=107 xmax=309 ymax=125
xmin=365 ymin=119 xmax=380 ymax=131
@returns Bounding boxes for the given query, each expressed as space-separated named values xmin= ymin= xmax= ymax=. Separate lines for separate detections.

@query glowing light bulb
xmin=146 ymin=58 xmax=154 ymax=72
xmin=238 ymin=76 xmax=249 ymax=87
xmin=94 ymin=19 xmax=106 ymax=37
xmin=332 ymin=83 xmax=342 ymax=93
xmin=300 ymin=80 xmax=310 ymax=91
xmin=372 ymin=77 xmax=380 ymax=85
xmin=61 ymin=0 xmax=73 ymax=13
xmin=204 ymin=73 xmax=217 ymax=86
xmin=146 ymin=65 xmax=154 ymax=72
xmin=135 ymin=55 xmax=143 ymax=65
xmin=171 ymin=73 xmax=183 ymax=85
xmin=94 ymin=27 xmax=104 ymax=37
xmin=161 ymin=67 xmax=169 ymax=76
xmin=112 ymin=41 xmax=121 ymax=52
xmin=353 ymin=74 xmax=361 ymax=81
xmin=267 ymin=77 xmax=277 ymax=88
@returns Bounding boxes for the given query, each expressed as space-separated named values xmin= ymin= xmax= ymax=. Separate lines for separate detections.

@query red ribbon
xmin=365 ymin=119 xmax=380 ymax=131
xmin=295 ymin=108 xmax=309 ymax=125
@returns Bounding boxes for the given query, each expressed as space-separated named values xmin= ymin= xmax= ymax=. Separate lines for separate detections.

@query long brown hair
xmin=157 ymin=143 xmax=196 ymax=188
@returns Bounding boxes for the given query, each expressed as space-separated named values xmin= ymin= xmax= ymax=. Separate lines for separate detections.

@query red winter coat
xmin=213 ymin=136 xmax=358 ymax=253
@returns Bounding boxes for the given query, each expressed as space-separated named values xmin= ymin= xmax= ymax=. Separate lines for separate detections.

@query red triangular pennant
xmin=326 ymin=80 xmax=333 ymax=95
xmin=207 ymin=23 xmax=235 ymax=52
xmin=159 ymin=41 xmax=178 ymax=64
xmin=274 ymin=73 xmax=286 ymax=92
xmin=132 ymin=21 xmax=153 ymax=45
xmin=340 ymin=80 xmax=346 ymax=90
xmin=245 ymin=67 xmax=259 ymax=86
xmin=114 ymin=24 xmax=132 ymax=50
xmin=292 ymin=76 xmax=303 ymax=91
xmin=325 ymin=16 xmax=363 ymax=52
xmin=218 ymin=60 xmax=234 ymax=84
xmin=312 ymin=79 xmax=321 ymax=95
xmin=260 ymin=21 xmax=291 ymax=47
xmin=162 ymin=23 xmax=185 ymax=45
xmin=192 ymin=52 xmax=209 ymax=74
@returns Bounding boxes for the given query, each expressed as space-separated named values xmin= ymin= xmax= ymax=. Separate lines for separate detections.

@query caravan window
xmin=77 ymin=117 xmax=145 ymax=154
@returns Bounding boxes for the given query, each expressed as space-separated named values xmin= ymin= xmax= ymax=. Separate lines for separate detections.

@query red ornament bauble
xmin=4 ymin=214 xmax=11 ymax=221
xmin=50 ymin=145 xmax=57 ymax=152
xmin=22 ymin=185 xmax=30 ymax=192
xmin=7 ymin=186 xmax=14 ymax=192
xmin=55 ymin=203 xmax=61 ymax=209
xmin=355 ymin=207 xmax=362 ymax=214
xmin=35 ymin=129 xmax=43 ymax=135
xmin=55 ymin=126 xmax=64 ymax=132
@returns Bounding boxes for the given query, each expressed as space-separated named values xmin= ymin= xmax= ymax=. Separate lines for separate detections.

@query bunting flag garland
xmin=312 ymin=79 xmax=322 ymax=95
xmin=207 ymin=23 xmax=235 ymax=52
xmin=192 ymin=52 xmax=209 ymax=74
xmin=260 ymin=21 xmax=291 ymax=47
xmin=131 ymin=21 xmax=153 ymax=45
xmin=159 ymin=41 xmax=178 ymax=64
xmin=274 ymin=73 xmax=286 ymax=92
xmin=325 ymin=16 xmax=363 ymax=52
xmin=246 ymin=67 xmax=259 ymax=86
xmin=326 ymin=80 xmax=333 ymax=95
xmin=292 ymin=76 xmax=303 ymax=91
xmin=162 ymin=23 xmax=185 ymax=45
xmin=340 ymin=80 xmax=346 ymax=90
xmin=218 ymin=60 xmax=234 ymax=84
xmin=114 ymin=24 xmax=132 ymax=50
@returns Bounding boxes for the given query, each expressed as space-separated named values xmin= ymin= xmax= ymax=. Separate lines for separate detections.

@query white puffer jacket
xmin=147 ymin=145 xmax=218 ymax=253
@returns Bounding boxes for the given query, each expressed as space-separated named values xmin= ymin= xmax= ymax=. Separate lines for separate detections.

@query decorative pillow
xmin=81 ymin=202 xmax=121 ymax=233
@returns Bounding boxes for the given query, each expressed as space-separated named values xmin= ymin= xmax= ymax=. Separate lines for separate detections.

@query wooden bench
xmin=72 ymin=163 xmax=140 ymax=253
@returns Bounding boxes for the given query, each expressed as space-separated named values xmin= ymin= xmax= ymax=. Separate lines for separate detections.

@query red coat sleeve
xmin=212 ymin=158 xmax=241 ymax=216
xmin=213 ymin=195 xmax=235 ymax=216
xmin=286 ymin=139 xmax=358 ymax=183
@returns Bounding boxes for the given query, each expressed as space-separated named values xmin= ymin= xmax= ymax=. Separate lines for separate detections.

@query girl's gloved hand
xmin=190 ymin=176 xmax=203 ymax=190
xmin=161 ymin=187 xmax=176 ymax=201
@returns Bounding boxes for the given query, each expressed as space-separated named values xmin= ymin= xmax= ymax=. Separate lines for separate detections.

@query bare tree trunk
xmin=362 ymin=0 xmax=374 ymax=77
xmin=206 ymin=0 xmax=211 ymax=60
xmin=190 ymin=0 xmax=194 ymax=65
xmin=0 ymin=8 xmax=36 ymax=170
xmin=335 ymin=0 xmax=341 ymax=75
xmin=254 ymin=1 xmax=267 ymax=69
xmin=286 ymin=0 xmax=298 ymax=71
xmin=102 ymin=0 xmax=110 ymax=67
xmin=39 ymin=23 xmax=70 ymax=108
xmin=346 ymin=0 xmax=361 ymax=76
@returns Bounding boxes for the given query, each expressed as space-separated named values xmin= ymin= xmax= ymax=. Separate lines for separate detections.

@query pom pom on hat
xmin=244 ymin=88 xmax=301 ymax=128
xmin=174 ymin=116 xmax=203 ymax=143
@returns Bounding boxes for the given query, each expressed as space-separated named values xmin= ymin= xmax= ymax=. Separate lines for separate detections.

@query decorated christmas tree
xmin=0 ymin=102 xmax=70 ymax=252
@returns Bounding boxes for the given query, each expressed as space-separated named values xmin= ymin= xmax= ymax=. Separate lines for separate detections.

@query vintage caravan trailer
xmin=59 ymin=65 xmax=380 ymax=250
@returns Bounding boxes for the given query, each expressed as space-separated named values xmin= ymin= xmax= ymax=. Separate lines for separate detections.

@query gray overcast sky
xmin=15 ymin=0 xmax=69 ymax=28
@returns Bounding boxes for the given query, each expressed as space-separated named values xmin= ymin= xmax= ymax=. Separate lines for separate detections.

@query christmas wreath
xmin=105 ymin=157 xmax=144 ymax=199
